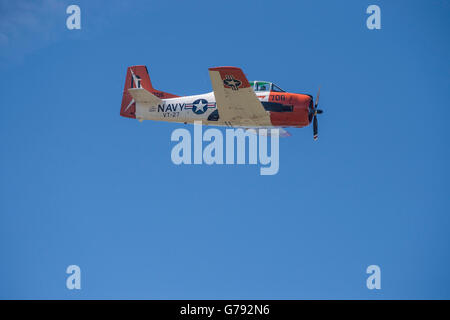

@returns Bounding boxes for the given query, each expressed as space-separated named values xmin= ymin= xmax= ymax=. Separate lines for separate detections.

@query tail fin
xmin=120 ymin=65 xmax=179 ymax=118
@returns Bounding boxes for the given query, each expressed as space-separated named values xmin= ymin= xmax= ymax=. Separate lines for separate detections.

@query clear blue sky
xmin=0 ymin=0 xmax=449 ymax=299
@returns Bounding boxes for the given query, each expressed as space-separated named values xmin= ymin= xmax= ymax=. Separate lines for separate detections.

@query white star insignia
xmin=194 ymin=100 xmax=206 ymax=111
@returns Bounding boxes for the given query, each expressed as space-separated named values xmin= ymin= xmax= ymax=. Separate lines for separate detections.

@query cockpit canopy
xmin=250 ymin=81 xmax=285 ymax=92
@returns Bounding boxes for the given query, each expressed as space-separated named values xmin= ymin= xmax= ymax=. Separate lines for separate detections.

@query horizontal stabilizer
xmin=128 ymin=88 xmax=162 ymax=105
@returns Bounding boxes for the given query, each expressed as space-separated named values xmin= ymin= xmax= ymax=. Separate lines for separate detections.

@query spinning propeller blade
xmin=311 ymin=87 xmax=323 ymax=141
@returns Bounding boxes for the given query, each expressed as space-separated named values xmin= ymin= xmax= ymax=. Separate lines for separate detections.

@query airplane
xmin=120 ymin=65 xmax=323 ymax=139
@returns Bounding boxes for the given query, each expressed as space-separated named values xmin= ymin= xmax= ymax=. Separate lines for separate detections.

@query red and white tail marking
xmin=120 ymin=66 xmax=179 ymax=119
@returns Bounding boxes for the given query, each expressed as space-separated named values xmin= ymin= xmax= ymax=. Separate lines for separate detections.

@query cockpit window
xmin=250 ymin=81 xmax=285 ymax=92
xmin=254 ymin=81 xmax=271 ymax=92
xmin=272 ymin=84 xmax=285 ymax=92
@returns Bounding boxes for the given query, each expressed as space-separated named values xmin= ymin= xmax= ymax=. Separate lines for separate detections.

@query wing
xmin=244 ymin=127 xmax=292 ymax=137
xmin=209 ymin=67 xmax=272 ymax=127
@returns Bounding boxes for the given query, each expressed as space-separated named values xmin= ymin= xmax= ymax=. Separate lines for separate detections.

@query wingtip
xmin=209 ymin=66 xmax=242 ymax=71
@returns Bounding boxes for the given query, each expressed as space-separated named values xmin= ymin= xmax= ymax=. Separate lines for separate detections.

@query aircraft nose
xmin=308 ymin=96 xmax=314 ymax=122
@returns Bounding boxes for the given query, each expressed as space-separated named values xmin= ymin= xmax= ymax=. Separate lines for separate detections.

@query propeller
xmin=309 ymin=87 xmax=323 ymax=141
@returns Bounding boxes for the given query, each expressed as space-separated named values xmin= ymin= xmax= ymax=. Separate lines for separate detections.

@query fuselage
xmin=134 ymin=89 xmax=312 ymax=128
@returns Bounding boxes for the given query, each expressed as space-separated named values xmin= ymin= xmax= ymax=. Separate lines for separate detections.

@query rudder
xmin=120 ymin=65 xmax=179 ymax=118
